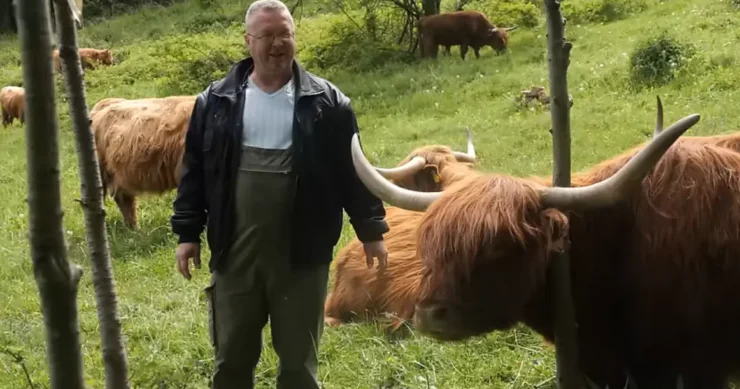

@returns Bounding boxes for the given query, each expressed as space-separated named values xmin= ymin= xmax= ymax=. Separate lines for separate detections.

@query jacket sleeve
xmin=331 ymin=94 xmax=390 ymax=243
xmin=170 ymin=87 xmax=210 ymax=244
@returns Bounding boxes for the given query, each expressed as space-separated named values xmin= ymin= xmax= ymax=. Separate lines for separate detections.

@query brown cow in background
xmin=324 ymin=130 xmax=478 ymax=330
xmin=53 ymin=47 xmax=114 ymax=72
xmin=1 ymin=86 xmax=25 ymax=127
xmin=89 ymin=95 xmax=196 ymax=229
xmin=418 ymin=11 xmax=518 ymax=59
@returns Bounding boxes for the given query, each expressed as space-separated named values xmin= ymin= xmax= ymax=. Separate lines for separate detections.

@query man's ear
xmin=540 ymin=208 xmax=570 ymax=253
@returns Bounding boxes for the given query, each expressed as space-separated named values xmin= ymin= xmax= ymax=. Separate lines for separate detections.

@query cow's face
xmin=486 ymin=29 xmax=510 ymax=54
xmin=99 ymin=49 xmax=113 ymax=65
xmin=411 ymin=175 xmax=569 ymax=341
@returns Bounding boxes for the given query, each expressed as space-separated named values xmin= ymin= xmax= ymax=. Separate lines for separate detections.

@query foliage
xmin=467 ymin=0 xmax=543 ymax=28
xmin=81 ymin=0 xmax=183 ymax=20
xmin=561 ymin=0 xmax=652 ymax=25
xmin=296 ymin=10 xmax=415 ymax=74
xmin=628 ymin=31 xmax=696 ymax=88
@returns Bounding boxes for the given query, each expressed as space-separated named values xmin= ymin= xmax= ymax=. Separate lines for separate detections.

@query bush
xmin=468 ymin=0 xmax=542 ymax=29
xmin=561 ymin=0 xmax=651 ymax=25
xmin=296 ymin=12 xmax=415 ymax=74
xmin=84 ymin=31 xmax=245 ymax=97
xmin=628 ymin=32 xmax=696 ymax=88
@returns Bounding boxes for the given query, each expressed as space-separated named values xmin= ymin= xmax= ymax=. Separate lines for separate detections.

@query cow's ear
xmin=423 ymin=164 xmax=441 ymax=184
xmin=539 ymin=208 xmax=569 ymax=253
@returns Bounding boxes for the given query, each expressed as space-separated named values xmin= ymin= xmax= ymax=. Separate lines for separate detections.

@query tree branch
xmin=14 ymin=0 xmax=86 ymax=387
xmin=52 ymin=0 xmax=131 ymax=388
xmin=542 ymin=0 xmax=583 ymax=388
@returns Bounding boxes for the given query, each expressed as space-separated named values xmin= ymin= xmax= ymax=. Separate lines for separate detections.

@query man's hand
xmin=363 ymin=240 xmax=388 ymax=270
xmin=176 ymin=242 xmax=201 ymax=280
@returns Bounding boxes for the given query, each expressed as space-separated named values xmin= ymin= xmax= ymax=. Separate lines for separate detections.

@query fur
xmin=1 ymin=86 xmax=25 ymax=127
xmin=413 ymin=137 xmax=740 ymax=388
xmin=324 ymin=144 xmax=477 ymax=330
xmin=418 ymin=11 xmax=513 ymax=59
xmin=89 ymin=95 xmax=196 ymax=228
xmin=52 ymin=48 xmax=113 ymax=72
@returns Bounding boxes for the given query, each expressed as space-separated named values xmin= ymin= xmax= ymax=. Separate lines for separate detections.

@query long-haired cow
xmin=418 ymin=11 xmax=518 ymax=60
xmin=90 ymin=95 xmax=196 ymax=229
xmin=53 ymin=47 xmax=114 ymax=72
xmin=348 ymin=100 xmax=740 ymax=388
xmin=1 ymin=86 xmax=25 ymax=127
xmin=324 ymin=130 xmax=477 ymax=330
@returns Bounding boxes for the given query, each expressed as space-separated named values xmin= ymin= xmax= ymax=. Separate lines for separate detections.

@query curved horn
xmin=540 ymin=109 xmax=700 ymax=210
xmin=351 ymin=134 xmax=441 ymax=211
xmin=374 ymin=156 xmax=427 ymax=180
xmin=653 ymin=95 xmax=663 ymax=138
xmin=505 ymin=25 xmax=519 ymax=32
xmin=453 ymin=127 xmax=476 ymax=163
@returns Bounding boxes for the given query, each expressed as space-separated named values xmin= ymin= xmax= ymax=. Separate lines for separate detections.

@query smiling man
xmin=169 ymin=0 xmax=390 ymax=388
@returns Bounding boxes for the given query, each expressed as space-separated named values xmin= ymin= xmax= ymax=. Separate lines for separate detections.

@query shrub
xmin=83 ymin=31 xmax=245 ymax=97
xmin=467 ymin=0 xmax=542 ymax=29
xmin=296 ymin=11 xmax=415 ymax=75
xmin=561 ymin=0 xmax=651 ymax=25
xmin=628 ymin=32 xmax=696 ymax=88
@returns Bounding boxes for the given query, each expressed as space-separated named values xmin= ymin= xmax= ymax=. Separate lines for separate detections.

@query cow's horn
xmin=505 ymin=25 xmax=519 ymax=32
xmin=653 ymin=95 xmax=663 ymax=138
xmin=540 ymin=109 xmax=700 ymax=210
xmin=374 ymin=156 xmax=427 ymax=181
xmin=453 ymin=127 xmax=476 ymax=163
xmin=351 ymin=134 xmax=441 ymax=211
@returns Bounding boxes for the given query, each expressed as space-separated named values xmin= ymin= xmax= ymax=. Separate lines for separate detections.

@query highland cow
xmin=1 ymin=86 xmax=25 ymax=127
xmin=348 ymin=100 xmax=740 ymax=388
xmin=53 ymin=47 xmax=113 ymax=72
xmin=324 ymin=130 xmax=477 ymax=330
xmin=418 ymin=11 xmax=518 ymax=59
xmin=89 ymin=95 xmax=196 ymax=229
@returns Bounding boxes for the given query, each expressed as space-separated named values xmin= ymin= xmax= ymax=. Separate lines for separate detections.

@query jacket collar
xmin=210 ymin=56 xmax=324 ymax=98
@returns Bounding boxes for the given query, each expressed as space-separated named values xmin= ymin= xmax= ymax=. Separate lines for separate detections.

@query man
xmin=169 ymin=0 xmax=390 ymax=388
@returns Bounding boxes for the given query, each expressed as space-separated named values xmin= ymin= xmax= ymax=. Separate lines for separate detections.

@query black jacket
xmin=170 ymin=57 xmax=389 ymax=271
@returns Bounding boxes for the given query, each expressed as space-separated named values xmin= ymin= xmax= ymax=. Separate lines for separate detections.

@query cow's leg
xmin=459 ymin=44 xmax=468 ymax=60
xmin=473 ymin=46 xmax=481 ymax=59
xmin=113 ymin=190 xmax=138 ymax=229
xmin=443 ymin=45 xmax=451 ymax=56
xmin=2 ymin=111 xmax=9 ymax=127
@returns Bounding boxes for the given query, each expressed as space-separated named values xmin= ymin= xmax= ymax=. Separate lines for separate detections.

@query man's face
xmin=245 ymin=8 xmax=295 ymax=75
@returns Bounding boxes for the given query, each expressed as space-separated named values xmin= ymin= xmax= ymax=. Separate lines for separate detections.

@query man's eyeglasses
xmin=247 ymin=32 xmax=294 ymax=43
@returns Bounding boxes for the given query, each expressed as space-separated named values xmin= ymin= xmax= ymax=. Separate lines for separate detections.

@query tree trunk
xmin=422 ymin=0 xmax=439 ymax=16
xmin=0 ymin=0 xmax=16 ymax=33
xmin=52 ymin=1 xmax=131 ymax=388
xmin=542 ymin=0 xmax=584 ymax=388
xmin=14 ymin=0 xmax=87 ymax=388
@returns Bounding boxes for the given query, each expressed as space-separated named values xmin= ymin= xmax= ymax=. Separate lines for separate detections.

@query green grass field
xmin=1 ymin=0 xmax=740 ymax=387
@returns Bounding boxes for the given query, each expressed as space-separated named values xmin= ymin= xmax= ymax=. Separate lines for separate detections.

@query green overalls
xmin=205 ymin=145 xmax=329 ymax=389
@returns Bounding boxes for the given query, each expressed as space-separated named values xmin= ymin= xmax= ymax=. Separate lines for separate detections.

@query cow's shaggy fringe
xmin=90 ymin=95 xmax=195 ymax=227
xmin=325 ymin=144 xmax=478 ymax=329
xmin=392 ymin=145 xmax=476 ymax=192
xmin=415 ymin=137 xmax=740 ymax=386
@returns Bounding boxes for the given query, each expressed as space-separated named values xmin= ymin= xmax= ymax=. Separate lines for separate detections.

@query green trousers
xmin=204 ymin=147 xmax=330 ymax=389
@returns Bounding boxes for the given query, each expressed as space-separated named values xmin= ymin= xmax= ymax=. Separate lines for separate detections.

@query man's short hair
xmin=244 ymin=0 xmax=294 ymax=32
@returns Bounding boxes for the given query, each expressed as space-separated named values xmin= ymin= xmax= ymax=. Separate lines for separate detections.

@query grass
xmin=1 ymin=0 xmax=740 ymax=387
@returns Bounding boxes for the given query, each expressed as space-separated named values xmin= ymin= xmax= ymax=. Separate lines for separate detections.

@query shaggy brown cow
xmin=324 ymin=130 xmax=477 ymax=330
xmin=347 ymin=102 xmax=740 ymax=388
xmin=53 ymin=47 xmax=113 ymax=72
xmin=89 ymin=95 xmax=196 ymax=229
xmin=1 ymin=86 xmax=25 ymax=127
xmin=418 ymin=11 xmax=518 ymax=60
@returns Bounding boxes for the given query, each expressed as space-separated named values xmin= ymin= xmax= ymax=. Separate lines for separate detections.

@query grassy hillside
xmin=1 ymin=0 xmax=740 ymax=387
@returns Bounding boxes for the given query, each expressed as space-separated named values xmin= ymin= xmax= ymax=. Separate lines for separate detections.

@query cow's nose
xmin=417 ymin=304 xmax=448 ymax=322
